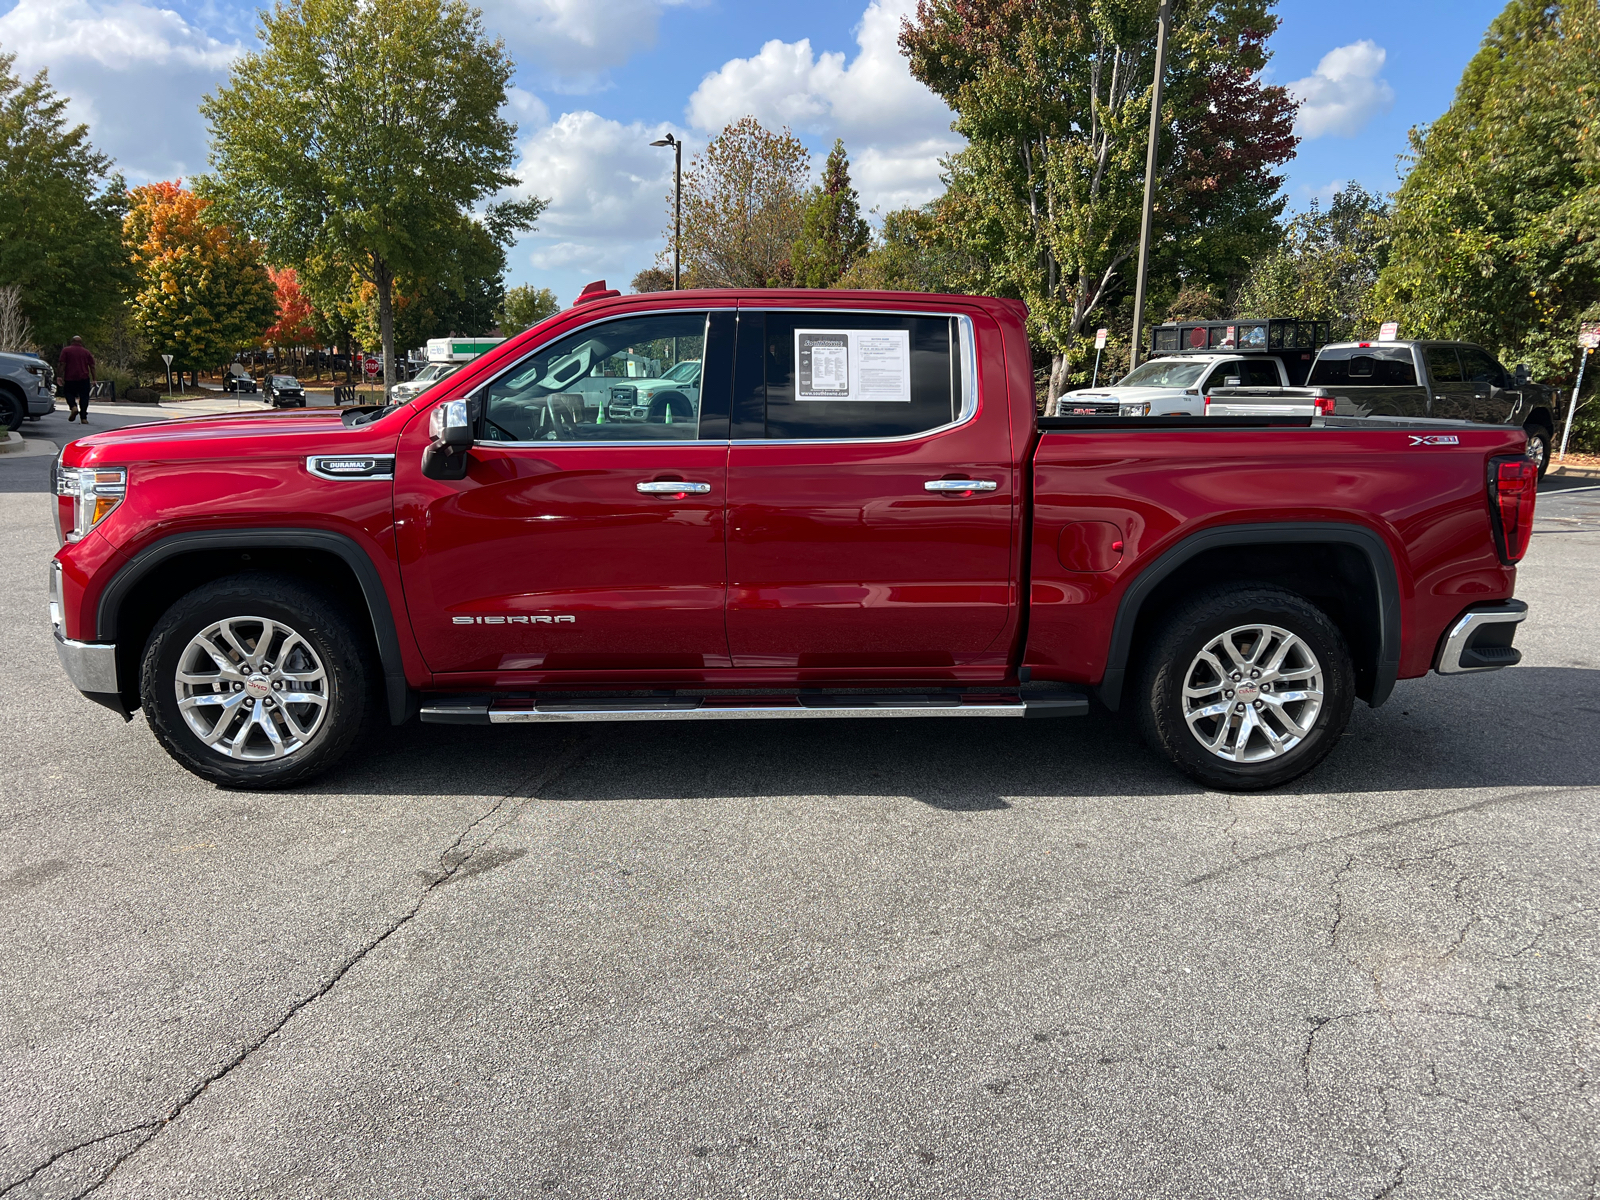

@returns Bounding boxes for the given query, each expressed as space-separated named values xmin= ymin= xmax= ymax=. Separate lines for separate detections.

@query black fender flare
xmin=97 ymin=528 xmax=415 ymax=725
xmin=1097 ymin=521 xmax=1403 ymax=713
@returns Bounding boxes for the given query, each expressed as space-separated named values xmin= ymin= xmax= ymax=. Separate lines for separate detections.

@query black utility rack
xmin=1149 ymin=319 xmax=1330 ymax=386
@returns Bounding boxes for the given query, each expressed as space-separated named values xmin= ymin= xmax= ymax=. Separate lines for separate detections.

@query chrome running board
xmin=420 ymin=691 xmax=1088 ymax=725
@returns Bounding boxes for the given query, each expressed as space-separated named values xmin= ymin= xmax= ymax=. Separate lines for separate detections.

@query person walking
xmin=58 ymin=336 xmax=96 ymax=424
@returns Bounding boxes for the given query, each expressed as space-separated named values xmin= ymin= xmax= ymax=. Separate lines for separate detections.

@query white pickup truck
xmin=1054 ymin=352 xmax=1293 ymax=417
xmin=1 ymin=350 xmax=55 ymax=430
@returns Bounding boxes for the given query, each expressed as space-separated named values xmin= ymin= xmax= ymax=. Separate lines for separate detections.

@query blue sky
xmin=0 ymin=0 xmax=1508 ymax=306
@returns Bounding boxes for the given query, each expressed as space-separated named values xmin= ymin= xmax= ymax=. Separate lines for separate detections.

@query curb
xmin=0 ymin=431 xmax=22 ymax=455
xmin=1551 ymin=463 xmax=1600 ymax=480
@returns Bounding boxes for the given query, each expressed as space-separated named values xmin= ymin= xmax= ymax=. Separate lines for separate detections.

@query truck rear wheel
xmin=1524 ymin=425 xmax=1552 ymax=477
xmin=140 ymin=574 xmax=372 ymax=789
xmin=1136 ymin=585 xmax=1354 ymax=791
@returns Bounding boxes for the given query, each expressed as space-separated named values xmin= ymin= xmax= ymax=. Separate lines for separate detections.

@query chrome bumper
xmin=50 ymin=559 xmax=121 ymax=700
xmin=54 ymin=632 xmax=120 ymax=693
xmin=1436 ymin=600 xmax=1528 ymax=674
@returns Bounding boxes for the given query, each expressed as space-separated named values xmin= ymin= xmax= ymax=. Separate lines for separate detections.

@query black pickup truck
xmin=1208 ymin=340 xmax=1558 ymax=473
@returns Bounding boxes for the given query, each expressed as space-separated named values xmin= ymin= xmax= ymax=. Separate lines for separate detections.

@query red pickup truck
xmin=49 ymin=287 xmax=1536 ymax=792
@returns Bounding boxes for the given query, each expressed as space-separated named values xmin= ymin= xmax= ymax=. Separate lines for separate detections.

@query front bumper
xmin=50 ymin=560 xmax=127 ymax=715
xmin=1435 ymin=600 xmax=1528 ymax=674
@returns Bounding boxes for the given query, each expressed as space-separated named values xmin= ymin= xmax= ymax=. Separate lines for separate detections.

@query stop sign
xmin=363 ymin=356 xmax=380 ymax=377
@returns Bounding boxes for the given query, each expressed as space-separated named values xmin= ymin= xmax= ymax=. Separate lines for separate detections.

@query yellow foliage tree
xmin=125 ymin=181 xmax=276 ymax=374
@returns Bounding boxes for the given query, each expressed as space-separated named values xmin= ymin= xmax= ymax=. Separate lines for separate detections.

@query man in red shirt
xmin=58 ymin=336 xmax=95 ymax=424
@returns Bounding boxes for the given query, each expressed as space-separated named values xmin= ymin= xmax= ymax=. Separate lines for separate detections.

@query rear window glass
xmin=1308 ymin=347 xmax=1417 ymax=387
xmin=762 ymin=312 xmax=956 ymax=439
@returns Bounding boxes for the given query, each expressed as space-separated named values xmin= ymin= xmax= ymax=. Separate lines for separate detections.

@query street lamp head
xmin=650 ymin=134 xmax=678 ymax=147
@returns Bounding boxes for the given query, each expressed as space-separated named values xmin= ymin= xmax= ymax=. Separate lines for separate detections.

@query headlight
xmin=56 ymin=465 xmax=126 ymax=541
xmin=1119 ymin=402 xmax=1151 ymax=416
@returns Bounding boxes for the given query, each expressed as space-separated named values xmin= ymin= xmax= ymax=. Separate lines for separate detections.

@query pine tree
xmin=792 ymin=141 xmax=871 ymax=289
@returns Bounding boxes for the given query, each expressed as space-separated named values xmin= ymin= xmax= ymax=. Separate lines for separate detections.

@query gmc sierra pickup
xmin=49 ymin=287 xmax=1535 ymax=793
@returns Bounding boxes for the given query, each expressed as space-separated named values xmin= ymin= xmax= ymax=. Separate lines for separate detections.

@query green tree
xmin=837 ymin=204 xmax=985 ymax=293
xmin=125 ymin=181 xmax=276 ymax=376
xmin=792 ymin=140 xmax=871 ymax=288
xmin=0 ymin=54 xmax=132 ymax=347
xmin=631 ymin=266 xmax=674 ymax=293
xmin=1374 ymin=0 xmax=1600 ymax=387
xmin=497 ymin=283 xmax=560 ymax=334
xmin=1236 ymin=184 xmax=1391 ymax=340
xmin=901 ymin=0 xmax=1297 ymax=405
xmin=678 ymin=117 xmax=810 ymax=288
xmin=201 ymin=0 xmax=546 ymax=393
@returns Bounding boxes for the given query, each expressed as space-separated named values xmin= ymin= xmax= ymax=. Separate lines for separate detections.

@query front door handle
xmin=637 ymin=480 xmax=711 ymax=495
xmin=924 ymin=479 xmax=998 ymax=492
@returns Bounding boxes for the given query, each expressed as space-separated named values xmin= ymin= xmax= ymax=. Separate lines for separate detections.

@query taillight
xmin=1487 ymin=455 xmax=1537 ymax=564
xmin=1314 ymin=395 xmax=1335 ymax=415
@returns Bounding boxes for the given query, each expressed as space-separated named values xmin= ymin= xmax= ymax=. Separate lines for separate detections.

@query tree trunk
xmin=375 ymin=255 xmax=396 ymax=399
xmin=1046 ymin=353 xmax=1072 ymax=412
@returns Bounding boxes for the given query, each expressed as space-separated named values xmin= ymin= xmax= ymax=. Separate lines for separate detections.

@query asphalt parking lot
xmin=2 ymin=410 xmax=1596 ymax=1199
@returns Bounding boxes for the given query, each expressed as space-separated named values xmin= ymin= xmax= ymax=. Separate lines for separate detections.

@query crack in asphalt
xmin=0 ymin=733 xmax=598 ymax=1200
xmin=1371 ymin=1151 xmax=1409 ymax=1199
xmin=1183 ymin=787 xmax=1584 ymax=887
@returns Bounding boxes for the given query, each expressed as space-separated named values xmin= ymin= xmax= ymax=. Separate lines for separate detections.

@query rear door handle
xmin=637 ymin=481 xmax=711 ymax=494
xmin=924 ymin=479 xmax=998 ymax=492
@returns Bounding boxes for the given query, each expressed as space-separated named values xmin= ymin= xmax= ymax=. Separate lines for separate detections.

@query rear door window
xmin=1240 ymin=359 xmax=1281 ymax=387
xmin=1426 ymin=346 xmax=1464 ymax=384
xmin=742 ymin=311 xmax=958 ymax=440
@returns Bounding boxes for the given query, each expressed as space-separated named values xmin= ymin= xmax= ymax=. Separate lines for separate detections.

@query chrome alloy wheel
xmin=1181 ymin=623 xmax=1324 ymax=763
xmin=174 ymin=616 xmax=329 ymax=761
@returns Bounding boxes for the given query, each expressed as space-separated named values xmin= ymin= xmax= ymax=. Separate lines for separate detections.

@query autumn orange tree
xmin=125 ymin=181 xmax=275 ymax=376
xmin=264 ymin=266 xmax=317 ymax=366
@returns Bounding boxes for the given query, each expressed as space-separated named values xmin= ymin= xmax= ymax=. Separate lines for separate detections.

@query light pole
xmin=1128 ymin=0 xmax=1172 ymax=374
xmin=650 ymin=133 xmax=682 ymax=289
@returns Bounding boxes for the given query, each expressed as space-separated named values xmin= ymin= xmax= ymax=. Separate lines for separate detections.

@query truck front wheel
xmin=1135 ymin=586 xmax=1354 ymax=791
xmin=140 ymin=574 xmax=373 ymax=789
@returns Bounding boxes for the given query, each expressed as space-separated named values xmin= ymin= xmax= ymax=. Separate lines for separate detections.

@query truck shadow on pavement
xmin=308 ymin=665 xmax=1599 ymax=807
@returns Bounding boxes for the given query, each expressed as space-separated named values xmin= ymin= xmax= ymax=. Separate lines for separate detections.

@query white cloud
xmin=0 ymin=0 xmax=240 ymax=182
xmin=478 ymin=0 xmax=700 ymax=91
xmin=686 ymin=0 xmax=960 ymax=214
xmin=509 ymin=109 xmax=687 ymax=293
xmin=1288 ymin=41 xmax=1395 ymax=140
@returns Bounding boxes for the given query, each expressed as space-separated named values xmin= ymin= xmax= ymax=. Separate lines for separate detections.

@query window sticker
xmin=795 ymin=329 xmax=911 ymax=402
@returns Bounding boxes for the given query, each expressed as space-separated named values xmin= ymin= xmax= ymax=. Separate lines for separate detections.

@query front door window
xmin=483 ymin=311 xmax=710 ymax=441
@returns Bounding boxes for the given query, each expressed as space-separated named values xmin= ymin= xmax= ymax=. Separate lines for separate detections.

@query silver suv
xmin=0 ymin=350 xmax=55 ymax=430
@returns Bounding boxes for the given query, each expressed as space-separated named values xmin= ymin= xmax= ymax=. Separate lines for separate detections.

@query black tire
xmin=1135 ymin=585 xmax=1355 ymax=791
xmin=140 ymin=574 xmax=373 ymax=789
xmin=0 ymin=389 xmax=23 ymax=432
xmin=648 ymin=391 xmax=693 ymax=424
xmin=1523 ymin=425 xmax=1552 ymax=478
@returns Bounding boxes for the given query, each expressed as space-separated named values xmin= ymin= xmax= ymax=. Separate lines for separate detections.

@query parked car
xmin=1204 ymin=340 xmax=1558 ymax=474
xmin=388 ymin=361 xmax=462 ymax=403
xmin=49 ymin=285 xmax=1533 ymax=795
xmin=1 ymin=350 xmax=55 ymax=430
xmin=264 ymin=375 xmax=306 ymax=407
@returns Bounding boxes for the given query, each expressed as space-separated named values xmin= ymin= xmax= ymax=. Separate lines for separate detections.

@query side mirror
xmin=429 ymin=398 xmax=474 ymax=451
xmin=423 ymin=397 xmax=478 ymax=481
xmin=1515 ymin=363 xmax=1531 ymax=386
xmin=1224 ymin=376 xmax=1242 ymax=388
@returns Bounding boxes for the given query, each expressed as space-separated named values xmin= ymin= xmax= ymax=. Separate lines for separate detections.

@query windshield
xmin=1115 ymin=359 xmax=1208 ymax=389
xmin=662 ymin=359 xmax=701 ymax=383
xmin=272 ymin=376 xmax=299 ymax=386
